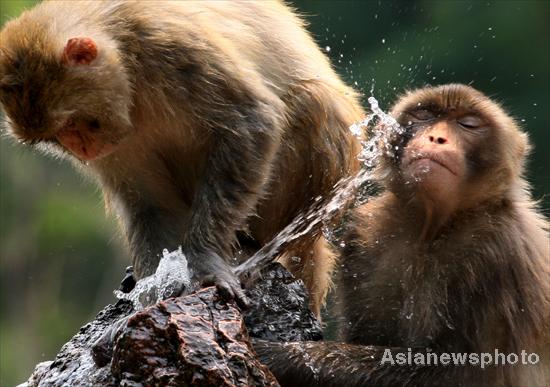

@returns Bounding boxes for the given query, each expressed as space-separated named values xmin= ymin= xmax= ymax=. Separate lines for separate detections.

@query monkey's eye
xmin=457 ymin=115 xmax=483 ymax=129
xmin=409 ymin=109 xmax=435 ymax=121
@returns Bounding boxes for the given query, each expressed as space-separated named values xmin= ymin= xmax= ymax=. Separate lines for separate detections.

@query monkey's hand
xmin=188 ymin=251 xmax=250 ymax=309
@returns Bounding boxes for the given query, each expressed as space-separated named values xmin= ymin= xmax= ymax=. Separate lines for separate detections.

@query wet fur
xmin=0 ymin=0 xmax=363 ymax=315
xmin=256 ymin=85 xmax=550 ymax=386
xmin=338 ymin=85 xmax=550 ymax=386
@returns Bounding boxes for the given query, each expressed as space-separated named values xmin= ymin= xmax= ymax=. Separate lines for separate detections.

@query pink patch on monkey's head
xmin=62 ymin=37 xmax=98 ymax=65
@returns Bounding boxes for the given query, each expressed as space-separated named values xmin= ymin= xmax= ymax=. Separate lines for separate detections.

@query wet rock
xmin=20 ymin=263 xmax=318 ymax=386
xmin=244 ymin=263 xmax=322 ymax=342
xmin=18 ymin=301 xmax=133 ymax=386
xmin=112 ymin=287 xmax=278 ymax=386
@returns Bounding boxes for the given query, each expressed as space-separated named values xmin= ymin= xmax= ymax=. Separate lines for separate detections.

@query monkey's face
xmin=398 ymin=108 xmax=472 ymax=206
xmin=0 ymin=19 xmax=133 ymax=162
xmin=385 ymin=84 xmax=529 ymax=210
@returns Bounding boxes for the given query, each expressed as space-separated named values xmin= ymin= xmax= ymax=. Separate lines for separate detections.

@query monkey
xmin=253 ymin=340 xmax=472 ymax=386
xmin=255 ymin=84 xmax=550 ymax=386
xmin=0 ymin=0 xmax=363 ymax=316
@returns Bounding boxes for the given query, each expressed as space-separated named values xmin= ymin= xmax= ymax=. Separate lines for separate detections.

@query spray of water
xmin=235 ymin=97 xmax=404 ymax=277
xmin=115 ymin=97 xmax=404 ymax=308
xmin=114 ymin=247 xmax=190 ymax=310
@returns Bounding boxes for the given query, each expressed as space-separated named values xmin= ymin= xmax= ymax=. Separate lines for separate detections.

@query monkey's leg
xmin=279 ymin=236 xmax=336 ymax=318
xmin=125 ymin=205 xmax=184 ymax=279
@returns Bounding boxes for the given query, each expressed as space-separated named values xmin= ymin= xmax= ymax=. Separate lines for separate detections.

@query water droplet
xmin=325 ymin=46 xmax=331 ymax=52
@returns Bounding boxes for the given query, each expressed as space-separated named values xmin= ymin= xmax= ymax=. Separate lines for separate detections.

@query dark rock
xmin=111 ymin=287 xmax=278 ymax=386
xmin=119 ymin=265 xmax=136 ymax=293
xmin=18 ymin=301 xmax=133 ymax=387
xmin=20 ymin=263 xmax=318 ymax=387
xmin=244 ymin=263 xmax=322 ymax=342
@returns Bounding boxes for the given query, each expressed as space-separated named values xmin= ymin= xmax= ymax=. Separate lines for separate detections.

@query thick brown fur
xmin=0 ymin=0 xmax=363 ymax=315
xmin=256 ymin=84 xmax=549 ymax=386
xmin=337 ymin=84 xmax=549 ymax=386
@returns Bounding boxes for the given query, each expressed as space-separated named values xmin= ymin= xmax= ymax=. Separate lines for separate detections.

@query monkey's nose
xmin=428 ymin=135 xmax=448 ymax=144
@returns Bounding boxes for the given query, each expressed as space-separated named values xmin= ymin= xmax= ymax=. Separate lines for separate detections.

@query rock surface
xmin=111 ymin=287 xmax=278 ymax=386
xmin=243 ymin=264 xmax=322 ymax=342
xmin=19 ymin=263 xmax=321 ymax=387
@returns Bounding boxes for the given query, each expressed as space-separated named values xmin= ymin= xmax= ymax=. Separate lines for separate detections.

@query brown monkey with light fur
xmin=0 ymin=0 xmax=363 ymax=315
xmin=256 ymin=84 xmax=549 ymax=386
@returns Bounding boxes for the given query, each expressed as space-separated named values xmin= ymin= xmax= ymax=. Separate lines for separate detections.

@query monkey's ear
xmin=62 ymin=37 xmax=98 ymax=66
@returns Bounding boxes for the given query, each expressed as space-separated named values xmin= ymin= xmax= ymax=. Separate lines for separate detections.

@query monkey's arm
xmin=183 ymin=98 xmax=282 ymax=307
xmin=253 ymin=340 xmax=480 ymax=387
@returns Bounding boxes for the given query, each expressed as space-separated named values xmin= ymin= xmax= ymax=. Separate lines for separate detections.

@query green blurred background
xmin=1 ymin=0 xmax=548 ymax=385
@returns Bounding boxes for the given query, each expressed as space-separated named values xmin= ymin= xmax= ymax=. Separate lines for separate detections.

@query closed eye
xmin=457 ymin=115 xmax=483 ymax=129
xmin=409 ymin=109 xmax=435 ymax=121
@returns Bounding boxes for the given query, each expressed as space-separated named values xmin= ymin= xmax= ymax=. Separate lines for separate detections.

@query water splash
xmin=114 ymin=97 xmax=405 ymax=302
xmin=114 ymin=247 xmax=190 ymax=310
xmin=236 ymin=97 xmax=404 ymax=277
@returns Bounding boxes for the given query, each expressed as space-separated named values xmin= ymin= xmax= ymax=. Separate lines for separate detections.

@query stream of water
xmin=235 ymin=96 xmax=404 ymax=276
xmin=115 ymin=96 xmax=405 ymax=310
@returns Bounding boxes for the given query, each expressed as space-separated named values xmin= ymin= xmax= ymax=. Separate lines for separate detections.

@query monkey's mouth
xmin=408 ymin=153 xmax=457 ymax=176
xmin=56 ymin=118 xmax=115 ymax=161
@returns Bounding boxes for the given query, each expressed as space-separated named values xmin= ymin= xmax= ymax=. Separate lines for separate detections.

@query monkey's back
xmin=174 ymin=1 xmax=364 ymax=240
xmin=102 ymin=0 xmax=364 ymax=241
xmin=37 ymin=0 xmax=355 ymax=98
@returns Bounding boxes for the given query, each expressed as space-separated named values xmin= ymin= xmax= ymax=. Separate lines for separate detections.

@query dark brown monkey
xmin=0 ymin=1 xmax=362 ymax=314
xmin=256 ymin=84 xmax=550 ymax=386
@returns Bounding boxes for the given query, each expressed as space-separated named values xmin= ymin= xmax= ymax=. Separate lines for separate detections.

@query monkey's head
xmin=0 ymin=9 xmax=132 ymax=162
xmin=381 ymin=84 xmax=529 ymax=213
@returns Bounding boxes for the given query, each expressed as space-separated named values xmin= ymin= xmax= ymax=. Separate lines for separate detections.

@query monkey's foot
xmin=201 ymin=271 xmax=250 ymax=310
xmin=188 ymin=252 xmax=250 ymax=310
